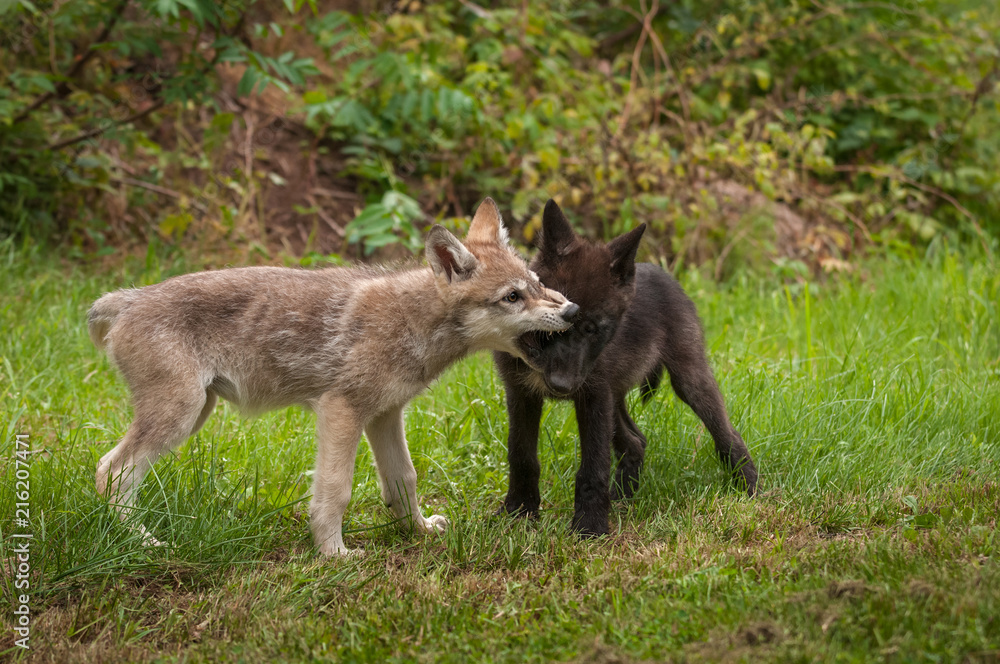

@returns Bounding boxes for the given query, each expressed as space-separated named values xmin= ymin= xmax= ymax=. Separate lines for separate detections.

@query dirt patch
xmin=738 ymin=621 xmax=783 ymax=646
xmin=685 ymin=620 xmax=785 ymax=662
xmin=906 ymin=579 xmax=937 ymax=599
xmin=7 ymin=637 xmax=158 ymax=664
xmin=257 ymin=121 xmax=360 ymax=256
xmin=707 ymin=180 xmax=808 ymax=257
xmin=571 ymin=641 xmax=650 ymax=664
xmin=826 ymin=579 xmax=874 ymax=599
xmin=207 ymin=67 xmax=363 ymax=258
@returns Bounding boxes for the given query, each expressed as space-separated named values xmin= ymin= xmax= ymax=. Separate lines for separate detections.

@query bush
xmin=2 ymin=0 xmax=997 ymax=264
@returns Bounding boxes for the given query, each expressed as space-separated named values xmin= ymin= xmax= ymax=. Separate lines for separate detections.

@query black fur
xmin=494 ymin=200 xmax=758 ymax=536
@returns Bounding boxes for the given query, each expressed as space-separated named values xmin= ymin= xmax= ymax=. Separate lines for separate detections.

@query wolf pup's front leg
xmin=366 ymin=406 xmax=447 ymax=535
xmin=571 ymin=388 xmax=615 ymax=536
xmin=310 ymin=396 xmax=448 ymax=555
xmin=310 ymin=393 xmax=365 ymax=556
xmin=500 ymin=383 xmax=545 ymax=518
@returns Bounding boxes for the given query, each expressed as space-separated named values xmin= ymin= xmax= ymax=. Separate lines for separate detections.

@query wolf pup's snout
xmin=541 ymin=288 xmax=578 ymax=331
xmin=547 ymin=372 xmax=576 ymax=396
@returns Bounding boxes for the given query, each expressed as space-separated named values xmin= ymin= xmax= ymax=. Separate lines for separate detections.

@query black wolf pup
xmin=494 ymin=200 xmax=758 ymax=536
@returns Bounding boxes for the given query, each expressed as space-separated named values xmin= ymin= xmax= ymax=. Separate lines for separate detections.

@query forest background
xmin=2 ymin=0 xmax=998 ymax=268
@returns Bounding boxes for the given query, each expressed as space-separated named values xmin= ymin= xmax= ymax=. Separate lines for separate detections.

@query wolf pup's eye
xmin=504 ymin=291 xmax=519 ymax=303
xmin=582 ymin=321 xmax=597 ymax=335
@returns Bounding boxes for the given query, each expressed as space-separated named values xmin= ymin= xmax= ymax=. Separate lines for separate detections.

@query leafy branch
xmin=12 ymin=0 xmax=132 ymax=125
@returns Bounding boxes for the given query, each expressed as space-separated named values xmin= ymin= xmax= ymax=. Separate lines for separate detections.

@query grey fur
xmin=90 ymin=198 xmax=577 ymax=555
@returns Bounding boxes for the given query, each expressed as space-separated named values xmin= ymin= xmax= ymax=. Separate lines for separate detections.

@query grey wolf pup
xmin=89 ymin=198 xmax=579 ymax=555
xmin=494 ymin=200 xmax=757 ymax=536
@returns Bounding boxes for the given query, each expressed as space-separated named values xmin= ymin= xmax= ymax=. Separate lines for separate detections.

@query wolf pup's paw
xmin=496 ymin=501 xmax=540 ymax=520
xmin=610 ymin=480 xmax=635 ymax=502
xmin=729 ymin=460 xmax=759 ymax=497
xmin=418 ymin=514 xmax=448 ymax=534
xmin=318 ymin=542 xmax=363 ymax=558
xmin=137 ymin=524 xmax=165 ymax=548
xmin=571 ymin=513 xmax=610 ymax=538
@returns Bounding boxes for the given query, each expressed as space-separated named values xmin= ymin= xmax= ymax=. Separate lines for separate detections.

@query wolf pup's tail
xmin=87 ymin=289 xmax=140 ymax=351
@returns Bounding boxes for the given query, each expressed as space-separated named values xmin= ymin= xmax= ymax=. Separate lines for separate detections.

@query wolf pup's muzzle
xmin=561 ymin=302 xmax=580 ymax=323
xmin=544 ymin=288 xmax=579 ymax=332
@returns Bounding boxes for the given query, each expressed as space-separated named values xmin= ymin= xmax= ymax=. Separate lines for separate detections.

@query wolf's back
xmin=87 ymin=289 xmax=142 ymax=351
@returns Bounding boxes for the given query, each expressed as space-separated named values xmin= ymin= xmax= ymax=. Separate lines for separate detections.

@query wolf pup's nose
xmin=562 ymin=303 xmax=580 ymax=322
xmin=548 ymin=372 xmax=576 ymax=396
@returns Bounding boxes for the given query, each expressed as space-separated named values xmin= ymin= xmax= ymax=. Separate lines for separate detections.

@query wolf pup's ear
xmin=540 ymin=199 xmax=576 ymax=257
xmin=608 ymin=223 xmax=646 ymax=284
xmin=426 ymin=225 xmax=479 ymax=284
xmin=466 ymin=197 xmax=510 ymax=246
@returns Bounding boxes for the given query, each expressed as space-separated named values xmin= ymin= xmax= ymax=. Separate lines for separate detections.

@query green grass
xmin=1 ymin=241 xmax=998 ymax=663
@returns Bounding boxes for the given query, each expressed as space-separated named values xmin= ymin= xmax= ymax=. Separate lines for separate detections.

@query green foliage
xmin=2 ymin=0 xmax=998 ymax=262
xmin=298 ymin=0 xmax=999 ymax=258
xmin=0 ymin=0 xmax=317 ymax=245
xmin=344 ymin=189 xmax=424 ymax=254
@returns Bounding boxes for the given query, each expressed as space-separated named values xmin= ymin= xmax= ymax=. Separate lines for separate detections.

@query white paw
xmin=419 ymin=514 xmax=448 ymax=534
xmin=317 ymin=540 xmax=362 ymax=558
xmin=137 ymin=524 xmax=164 ymax=548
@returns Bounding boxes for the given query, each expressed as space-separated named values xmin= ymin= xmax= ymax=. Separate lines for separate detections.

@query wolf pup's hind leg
xmin=190 ymin=391 xmax=218 ymax=438
xmin=611 ymin=398 xmax=647 ymax=500
xmin=663 ymin=344 xmax=758 ymax=496
xmin=97 ymin=375 xmax=210 ymax=545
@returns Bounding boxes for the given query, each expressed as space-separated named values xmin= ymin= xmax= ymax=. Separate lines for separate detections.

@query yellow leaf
xmin=753 ymin=68 xmax=771 ymax=91
xmin=159 ymin=212 xmax=194 ymax=239
xmin=538 ymin=147 xmax=560 ymax=172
